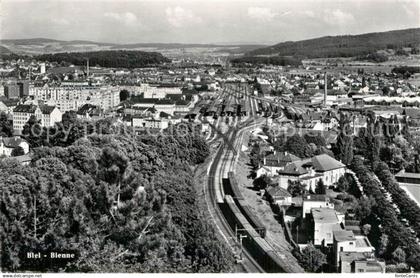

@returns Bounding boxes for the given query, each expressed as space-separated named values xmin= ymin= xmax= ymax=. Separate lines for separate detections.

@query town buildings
xmin=12 ymin=104 xmax=62 ymax=133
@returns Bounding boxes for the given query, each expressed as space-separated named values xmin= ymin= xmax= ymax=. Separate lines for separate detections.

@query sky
xmin=1 ymin=0 xmax=419 ymax=45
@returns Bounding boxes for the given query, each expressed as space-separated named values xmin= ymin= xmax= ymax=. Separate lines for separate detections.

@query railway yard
xmin=192 ymin=82 xmax=304 ymax=272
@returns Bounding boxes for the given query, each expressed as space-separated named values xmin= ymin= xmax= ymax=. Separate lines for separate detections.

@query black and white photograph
xmin=0 ymin=0 xmax=420 ymax=275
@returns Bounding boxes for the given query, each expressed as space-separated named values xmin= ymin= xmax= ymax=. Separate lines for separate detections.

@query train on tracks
xmin=221 ymin=195 xmax=287 ymax=273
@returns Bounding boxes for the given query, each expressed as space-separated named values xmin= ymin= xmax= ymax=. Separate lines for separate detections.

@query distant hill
xmin=0 ymin=38 xmax=265 ymax=55
xmin=36 ymin=50 xmax=170 ymax=68
xmin=246 ymin=28 xmax=420 ymax=58
xmin=0 ymin=45 xmax=13 ymax=55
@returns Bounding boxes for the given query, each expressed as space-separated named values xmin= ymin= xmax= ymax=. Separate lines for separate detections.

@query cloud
xmin=247 ymin=7 xmax=277 ymax=22
xmin=104 ymin=12 xmax=139 ymax=26
xmin=301 ymin=10 xmax=315 ymax=18
xmin=165 ymin=7 xmax=202 ymax=28
xmin=401 ymin=3 xmax=416 ymax=16
xmin=323 ymin=9 xmax=355 ymax=25
xmin=51 ymin=18 xmax=70 ymax=25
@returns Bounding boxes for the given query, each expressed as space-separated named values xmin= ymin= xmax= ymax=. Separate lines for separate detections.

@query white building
xmin=0 ymin=137 xmax=29 ymax=156
xmin=302 ymin=194 xmax=335 ymax=218
xmin=277 ymin=154 xmax=346 ymax=191
xmin=312 ymin=207 xmax=345 ymax=246
xmin=143 ymin=85 xmax=182 ymax=99
xmin=13 ymin=104 xmax=62 ymax=133
xmin=29 ymin=84 xmax=120 ymax=112
xmin=333 ymin=230 xmax=375 ymax=268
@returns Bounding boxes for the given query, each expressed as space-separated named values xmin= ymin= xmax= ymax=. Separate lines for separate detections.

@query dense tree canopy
xmin=0 ymin=112 xmax=13 ymax=137
xmin=37 ymin=50 xmax=170 ymax=69
xmin=1 ymin=121 xmax=231 ymax=272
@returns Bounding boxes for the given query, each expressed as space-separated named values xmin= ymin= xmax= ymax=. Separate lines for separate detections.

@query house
xmin=395 ymin=169 xmax=420 ymax=205
xmin=302 ymin=194 xmax=334 ymax=218
xmin=333 ymin=230 xmax=375 ymax=269
xmin=131 ymin=112 xmax=181 ymax=132
xmin=311 ymin=207 xmax=345 ymax=246
xmin=0 ymin=98 xmax=20 ymax=114
xmin=12 ymin=104 xmax=62 ymax=134
xmin=339 ymin=252 xmax=385 ymax=273
xmin=76 ymin=104 xmax=103 ymax=120
xmin=260 ymin=151 xmax=301 ymax=177
xmin=277 ymin=154 xmax=346 ymax=191
xmin=265 ymin=185 xmax=292 ymax=206
xmin=0 ymin=137 xmax=29 ymax=157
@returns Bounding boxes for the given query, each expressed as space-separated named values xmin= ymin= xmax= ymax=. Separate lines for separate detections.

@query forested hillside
xmin=0 ymin=117 xmax=234 ymax=272
xmin=248 ymin=28 xmax=420 ymax=58
xmin=36 ymin=50 xmax=170 ymax=68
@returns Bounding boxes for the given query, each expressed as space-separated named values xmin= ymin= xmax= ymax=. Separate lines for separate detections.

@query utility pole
xmin=235 ymin=225 xmax=248 ymax=261
xmin=34 ymin=195 xmax=37 ymax=239
xmin=324 ymin=72 xmax=328 ymax=107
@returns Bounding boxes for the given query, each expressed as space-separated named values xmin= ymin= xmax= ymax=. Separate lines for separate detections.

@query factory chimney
xmin=86 ymin=58 xmax=90 ymax=78
xmin=324 ymin=72 xmax=327 ymax=107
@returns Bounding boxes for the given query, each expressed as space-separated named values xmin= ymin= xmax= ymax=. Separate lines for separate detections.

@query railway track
xmin=206 ymin=128 xmax=264 ymax=273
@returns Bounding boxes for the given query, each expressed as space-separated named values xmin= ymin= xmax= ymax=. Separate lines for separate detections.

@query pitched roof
xmin=77 ymin=104 xmax=102 ymax=116
xmin=39 ymin=105 xmax=57 ymax=114
xmin=265 ymin=151 xmax=301 ymax=167
xmin=311 ymin=154 xmax=345 ymax=171
xmin=266 ymin=185 xmax=291 ymax=198
xmin=278 ymin=163 xmax=308 ymax=176
xmin=1 ymin=137 xmax=27 ymax=148
xmin=13 ymin=104 xmax=37 ymax=113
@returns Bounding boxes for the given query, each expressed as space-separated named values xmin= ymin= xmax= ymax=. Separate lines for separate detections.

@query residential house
xmin=302 ymin=194 xmax=334 ymax=218
xmin=0 ymin=137 xmax=29 ymax=156
xmin=76 ymin=104 xmax=103 ymax=120
xmin=260 ymin=151 xmax=301 ymax=177
xmin=12 ymin=104 xmax=62 ymax=134
xmin=277 ymin=154 xmax=346 ymax=191
xmin=339 ymin=252 xmax=385 ymax=273
xmin=265 ymin=185 xmax=292 ymax=206
xmin=311 ymin=207 xmax=345 ymax=246
xmin=333 ymin=230 xmax=376 ymax=269
xmin=0 ymin=98 xmax=20 ymax=114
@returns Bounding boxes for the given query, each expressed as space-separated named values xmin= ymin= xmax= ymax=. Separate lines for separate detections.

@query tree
xmin=336 ymin=113 xmax=354 ymax=165
xmin=315 ymin=179 xmax=326 ymax=194
xmin=304 ymin=134 xmax=326 ymax=147
xmin=362 ymin=224 xmax=371 ymax=236
xmin=0 ymin=112 xmax=13 ymax=137
xmin=0 ymin=121 xmax=235 ymax=272
xmin=249 ymin=144 xmax=263 ymax=170
xmin=355 ymin=196 xmax=376 ymax=221
xmin=392 ymin=247 xmax=406 ymax=264
xmin=119 ymin=89 xmax=130 ymax=102
xmin=296 ymin=243 xmax=327 ymax=272
xmin=11 ymin=146 xmax=25 ymax=157
xmin=253 ymin=175 xmax=271 ymax=190
xmin=378 ymin=234 xmax=389 ymax=257
xmin=337 ymin=175 xmax=350 ymax=192
xmin=287 ymin=180 xmax=307 ymax=197
xmin=22 ymin=115 xmax=43 ymax=148
xmin=283 ymin=134 xmax=312 ymax=158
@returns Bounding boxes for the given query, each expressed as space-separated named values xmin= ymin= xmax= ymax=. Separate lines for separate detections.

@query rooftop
xmin=340 ymin=251 xmax=372 ymax=263
xmin=311 ymin=207 xmax=340 ymax=224
xmin=355 ymin=236 xmax=372 ymax=248
xmin=333 ymin=230 xmax=355 ymax=242
xmin=311 ymin=154 xmax=346 ymax=171
xmin=395 ymin=169 xmax=420 ymax=179
xmin=303 ymin=194 xmax=330 ymax=202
